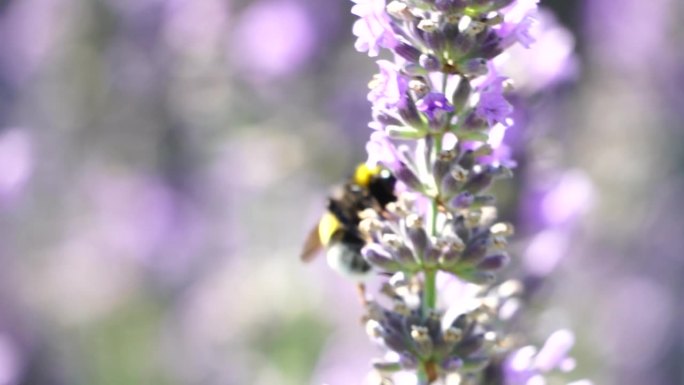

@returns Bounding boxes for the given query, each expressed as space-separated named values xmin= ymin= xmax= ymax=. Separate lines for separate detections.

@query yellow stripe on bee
xmin=318 ymin=211 xmax=341 ymax=246
xmin=353 ymin=163 xmax=381 ymax=187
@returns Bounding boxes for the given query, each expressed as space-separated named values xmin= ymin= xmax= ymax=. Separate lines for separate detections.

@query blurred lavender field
xmin=0 ymin=0 xmax=683 ymax=384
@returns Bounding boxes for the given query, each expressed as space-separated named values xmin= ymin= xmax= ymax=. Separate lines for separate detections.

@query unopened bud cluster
xmin=360 ymin=192 xmax=514 ymax=283
xmin=364 ymin=275 xmax=526 ymax=383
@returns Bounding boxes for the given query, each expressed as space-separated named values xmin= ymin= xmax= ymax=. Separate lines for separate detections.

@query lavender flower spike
xmin=308 ymin=1 xmax=592 ymax=384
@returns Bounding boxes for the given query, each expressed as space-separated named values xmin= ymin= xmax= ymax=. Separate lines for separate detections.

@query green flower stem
xmin=422 ymin=268 xmax=437 ymax=317
xmin=422 ymin=133 xmax=442 ymax=318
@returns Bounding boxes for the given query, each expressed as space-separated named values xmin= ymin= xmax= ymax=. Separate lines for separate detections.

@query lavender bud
xmin=442 ymin=357 xmax=463 ymax=372
xmin=440 ymin=247 xmax=462 ymax=268
xmin=423 ymin=245 xmax=441 ymax=268
xmin=363 ymin=244 xmax=403 ymax=272
xmin=419 ymin=53 xmax=441 ymax=71
xmin=452 ymin=77 xmax=472 ymax=112
xmin=443 ymin=327 xmax=464 ymax=344
xmin=463 ymin=20 xmax=486 ymax=38
xmin=397 ymin=97 xmax=425 ymax=129
xmin=473 ymin=143 xmax=493 ymax=157
xmin=405 ymin=214 xmax=428 ymax=257
xmin=393 ymin=244 xmax=420 ymax=269
xmin=381 ymin=233 xmax=404 ymax=249
xmin=456 ymin=334 xmax=485 ymax=356
xmin=462 ymin=111 xmax=488 ymax=131
xmin=461 ymin=237 xmax=488 ymax=263
xmin=451 ymin=191 xmax=474 ymax=208
xmin=400 ymin=62 xmax=426 ymax=75
xmin=463 ymin=172 xmax=493 ymax=194
xmin=480 ymin=41 xmax=504 ymax=60
xmin=408 ymin=78 xmax=430 ymax=99
xmin=459 ymin=58 xmax=488 ymax=76
xmin=432 ymin=150 xmax=456 ymax=185
xmin=386 ymin=125 xmax=426 ymax=140
xmin=399 ymin=354 xmax=419 ymax=370
xmin=393 ymin=301 xmax=411 ymax=316
xmin=420 ymin=29 xmax=445 ymax=52
xmin=443 ymin=19 xmax=461 ymax=42
xmin=450 ymin=314 xmax=469 ymax=330
xmin=464 ymin=271 xmax=496 ymax=285
xmin=386 ymin=1 xmax=413 ymax=20
xmin=417 ymin=18 xmax=439 ymax=33
xmin=461 ymin=357 xmax=490 ymax=372
xmin=410 ymin=326 xmax=434 ymax=357
xmin=374 ymin=110 xmax=403 ymax=127
xmin=458 ymin=149 xmax=476 ymax=169
xmin=450 ymin=215 xmax=470 ymax=241
xmin=365 ymin=319 xmax=385 ymax=339
xmin=372 ymin=360 xmax=402 ymax=372
xmin=453 ymin=32 xmax=475 ymax=55
xmin=492 ymin=165 xmax=514 ymax=179
xmin=490 ymin=222 xmax=514 ymax=237
xmin=483 ymin=13 xmax=504 ymax=26
xmin=477 ymin=253 xmax=510 ymax=271
xmin=472 ymin=194 xmax=496 ymax=208
xmin=393 ymin=162 xmax=424 ymax=191
xmin=441 ymin=173 xmax=463 ymax=198
xmin=436 ymin=0 xmax=467 ymax=13
xmin=395 ymin=42 xmax=423 ymax=63
xmin=490 ymin=235 xmax=507 ymax=250
xmin=383 ymin=331 xmax=410 ymax=353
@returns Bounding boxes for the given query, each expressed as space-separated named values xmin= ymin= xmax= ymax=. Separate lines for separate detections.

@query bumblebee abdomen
xmin=325 ymin=241 xmax=372 ymax=281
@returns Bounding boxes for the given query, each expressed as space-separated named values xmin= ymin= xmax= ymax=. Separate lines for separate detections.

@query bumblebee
xmin=300 ymin=163 xmax=396 ymax=280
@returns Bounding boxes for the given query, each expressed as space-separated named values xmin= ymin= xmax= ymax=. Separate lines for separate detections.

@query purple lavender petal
xmin=351 ymin=0 xmax=398 ymax=57
xmin=366 ymin=131 xmax=401 ymax=169
xmin=475 ymin=77 xmax=514 ymax=127
xmin=368 ymin=60 xmax=409 ymax=109
xmin=416 ymin=92 xmax=454 ymax=121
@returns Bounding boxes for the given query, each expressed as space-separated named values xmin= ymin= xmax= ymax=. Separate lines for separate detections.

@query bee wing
xmin=300 ymin=224 xmax=323 ymax=263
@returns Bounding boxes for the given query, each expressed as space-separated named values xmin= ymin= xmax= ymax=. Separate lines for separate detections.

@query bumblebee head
xmin=353 ymin=163 xmax=381 ymax=188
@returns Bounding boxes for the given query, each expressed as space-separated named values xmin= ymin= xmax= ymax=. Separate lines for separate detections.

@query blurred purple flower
xmin=539 ymin=170 xmax=593 ymax=227
xmin=496 ymin=9 xmax=578 ymax=94
xmin=80 ymin=169 xmax=207 ymax=286
xmin=0 ymin=334 xmax=22 ymax=385
xmin=585 ymin=0 xmax=669 ymax=74
xmin=523 ymin=229 xmax=569 ymax=278
xmin=0 ymin=129 xmax=32 ymax=203
xmin=351 ymin=0 xmax=397 ymax=57
xmin=232 ymin=0 xmax=316 ymax=79
xmin=0 ymin=0 xmax=63 ymax=86
xmin=504 ymin=329 xmax=587 ymax=385
xmin=163 ymin=0 xmax=228 ymax=54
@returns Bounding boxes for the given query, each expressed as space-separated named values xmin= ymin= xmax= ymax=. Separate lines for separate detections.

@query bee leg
xmin=356 ymin=283 xmax=368 ymax=306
